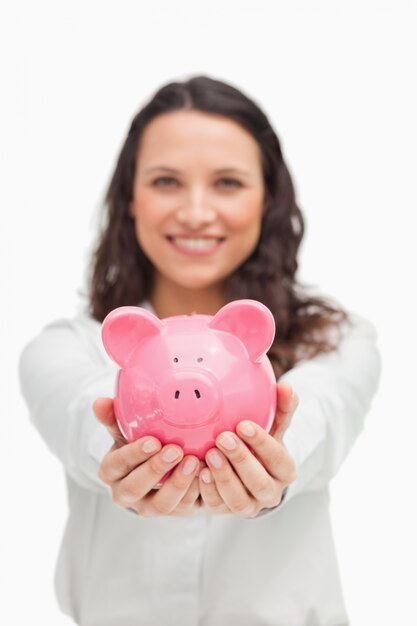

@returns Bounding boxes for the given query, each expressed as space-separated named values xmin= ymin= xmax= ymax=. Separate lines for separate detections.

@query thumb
xmin=92 ymin=397 xmax=127 ymax=446
xmin=270 ymin=382 xmax=299 ymax=441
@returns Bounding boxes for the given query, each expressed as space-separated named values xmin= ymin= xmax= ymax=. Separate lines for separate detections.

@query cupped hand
xmin=198 ymin=382 xmax=299 ymax=518
xmin=92 ymin=398 xmax=201 ymax=517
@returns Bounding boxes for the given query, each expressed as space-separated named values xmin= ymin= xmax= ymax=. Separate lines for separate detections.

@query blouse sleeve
xmin=254 ymin=311 xmax=382 ymax=518
xmin=18 ymin=316 xmax=116 ymax=495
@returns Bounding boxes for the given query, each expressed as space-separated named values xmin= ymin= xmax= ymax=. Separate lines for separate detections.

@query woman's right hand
xmin=92 ymin=398 xmax=202 ymax=517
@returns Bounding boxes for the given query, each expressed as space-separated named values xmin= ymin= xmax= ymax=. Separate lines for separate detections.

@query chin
xmin=170 ymin=271 xmax=225 ymax=290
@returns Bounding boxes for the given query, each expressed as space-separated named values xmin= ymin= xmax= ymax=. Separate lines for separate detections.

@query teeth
xmin=171 ymin=237 xmax=223 ymax=250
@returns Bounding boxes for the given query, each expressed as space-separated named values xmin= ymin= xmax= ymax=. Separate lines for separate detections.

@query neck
xmin=150 ymin=275 xmax=227 ymax=318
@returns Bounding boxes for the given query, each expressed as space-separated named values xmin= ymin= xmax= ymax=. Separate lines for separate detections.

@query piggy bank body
xmin=101 ymin=299 xmax=277 ymax=460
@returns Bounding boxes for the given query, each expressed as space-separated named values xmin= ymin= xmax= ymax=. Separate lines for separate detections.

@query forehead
xmin=136 ymin=110 xmax=262 ymax=169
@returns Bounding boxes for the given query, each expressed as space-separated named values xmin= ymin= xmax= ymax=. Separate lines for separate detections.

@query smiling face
xmin=129 ymin=109 xmax=265 ymax=314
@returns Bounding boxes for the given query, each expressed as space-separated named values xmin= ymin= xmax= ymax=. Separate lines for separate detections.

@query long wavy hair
xmin=87 ymin=74 xmax=350 ymax=379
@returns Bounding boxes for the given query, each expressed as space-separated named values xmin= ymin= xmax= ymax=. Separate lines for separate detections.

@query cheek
xmin=132 ymin=193 xmax=166 ymax=232
xmin=229 ymin=197 xmax=263 ymax=235
xmin=227 ymin=217 xmax=262 ymax=263
xmin=133 ymin=186 xmax=171 ymax=212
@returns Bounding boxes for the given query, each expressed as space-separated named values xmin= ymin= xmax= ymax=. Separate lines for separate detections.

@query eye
xmin=173 ymin=357 xmax=179 ymax=363
xmin=197 ymin=357 xmax=203 ymax=362
xmin=216 ymin=178 xmax=242 ymax=188
xmin=153 ymin=176 xmax=178 ymax=187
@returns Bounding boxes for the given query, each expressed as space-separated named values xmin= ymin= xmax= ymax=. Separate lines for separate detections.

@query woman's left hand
xmin=199 ymin=382 xmax=299 ymax=518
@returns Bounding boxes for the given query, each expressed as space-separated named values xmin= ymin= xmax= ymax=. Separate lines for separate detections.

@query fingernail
xmin=142 ymin=439 xmax=159 ymax=453
xmin=238 ymin=421 xmax=255 ymax=437
xmin=162 ymin=447 xmax=181 ymax=463
xmin=207 ymin=450 xmax=223 ymax=468
xmin=217 ymin=434 xmax=237 ymax=450
xmin=182 ymin=458 xmax=197 ymax=475
xmin=201 ymin=469 xmax=212 ymax=484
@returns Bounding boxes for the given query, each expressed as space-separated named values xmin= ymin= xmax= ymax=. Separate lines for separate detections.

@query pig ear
xmin=208 ymin=299 xmax=276 ymax=362
xmin=101 ymin=306 xmax=163 ymax=367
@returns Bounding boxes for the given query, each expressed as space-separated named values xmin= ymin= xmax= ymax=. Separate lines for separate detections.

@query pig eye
xmin=197 ymin=357 xmax=203 ymax=362
xmin=173 ymin=357 xmax=179 ymax=363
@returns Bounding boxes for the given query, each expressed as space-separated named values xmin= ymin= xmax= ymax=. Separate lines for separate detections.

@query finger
xmin=205 ymin=448 xmax=257 ymax=517
xmin=235 ymin=421 xmax=297 ymax=484
xmin=199 ymin=467 xmax=231 ymax=515
xmin=215 ymin=431 xmax=280 ymax=507
xmin=171 ymin=475 xmax=201 ymax=516
xmin=276 ymin=382 xmax=293 ymax=413
xmin=92 ymin=397 xmax=114 ymax=425
xmin=277 ymin=382 xmax=299 ymax=414
xmin=92 ymin=397 xmax=126 ymax=446
xmin=180 ymin=474 xmax=201 ymax=507
xmin=112 ymin=444 xmax=184 ymax=507
xmin=270 ymin=383 xmax=299 ymax=440
xmin=99 ymin=436 xmax=162 ymax=483
xmin=146 ymin=456 xmax=200 ymax=516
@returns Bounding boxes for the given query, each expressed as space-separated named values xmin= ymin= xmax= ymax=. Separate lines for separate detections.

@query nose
xmin=158 ymin=369 xmax=221 ymax=427
xmin=175 ymin=186 xmax=217 ymax=229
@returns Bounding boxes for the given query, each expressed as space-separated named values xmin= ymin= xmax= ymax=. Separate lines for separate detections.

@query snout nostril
xmin=174 ymin=390 xmax=201 ymax=399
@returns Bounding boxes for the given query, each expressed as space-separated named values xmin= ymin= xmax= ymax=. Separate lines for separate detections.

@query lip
xmin=166 ymin=235 xmax=225 ymax=256
xmin=167 ymin=234 xmax=226 ymax=239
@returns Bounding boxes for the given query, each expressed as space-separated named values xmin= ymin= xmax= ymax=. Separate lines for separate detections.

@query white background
xmin=1 ymin=1 xmax=416 ymax=624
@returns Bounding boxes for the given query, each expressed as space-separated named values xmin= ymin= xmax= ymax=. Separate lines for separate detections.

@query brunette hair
xmin=87 ymin=74 xmax=350 ymax=379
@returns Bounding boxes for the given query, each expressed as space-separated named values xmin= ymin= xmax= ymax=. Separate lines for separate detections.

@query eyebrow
xmin=144 ymin=166 xmax=252 ymax=178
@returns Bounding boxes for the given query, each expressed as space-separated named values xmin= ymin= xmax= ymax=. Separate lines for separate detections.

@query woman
xmin=18 ymin=75 xmax=381 ymax=626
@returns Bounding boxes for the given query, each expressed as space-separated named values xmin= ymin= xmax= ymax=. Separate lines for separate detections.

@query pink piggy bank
xmin=101 ymin=299 xmax=277 ymax=460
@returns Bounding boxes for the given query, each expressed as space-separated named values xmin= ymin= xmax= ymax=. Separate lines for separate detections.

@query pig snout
xmin=157 ymin=369 xmax=221 ymax=427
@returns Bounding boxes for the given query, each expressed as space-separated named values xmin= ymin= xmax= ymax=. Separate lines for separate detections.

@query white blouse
xmin=18 ymin=300 xmax=381 ymax=626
